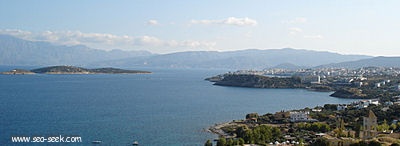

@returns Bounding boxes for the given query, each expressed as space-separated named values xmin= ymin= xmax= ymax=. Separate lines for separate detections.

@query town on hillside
xmin=208 ymin=100 xmax=400 ymax=146
xmin=205 ymin=67 xmax=400 ymax=146
xmin=207 ymin=67 xmax=400 ymax=99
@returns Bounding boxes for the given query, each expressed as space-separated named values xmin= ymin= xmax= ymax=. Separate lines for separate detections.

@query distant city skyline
xmin=1 ymin=0 xmax=400 ymax=56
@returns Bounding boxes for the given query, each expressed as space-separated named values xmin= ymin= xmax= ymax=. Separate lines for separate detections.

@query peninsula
xmin=1 ymin=65 xmax=151 ymax=74
xmin=206 ymin=67 xmax=400 ymax=99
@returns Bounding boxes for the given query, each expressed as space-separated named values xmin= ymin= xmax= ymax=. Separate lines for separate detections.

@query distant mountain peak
xmin=269 ymin=63 xmax=306 ymax=70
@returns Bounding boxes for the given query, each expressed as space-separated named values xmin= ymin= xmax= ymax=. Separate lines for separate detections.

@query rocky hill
xmin=213 ymin=74 xmax=303 ymax=88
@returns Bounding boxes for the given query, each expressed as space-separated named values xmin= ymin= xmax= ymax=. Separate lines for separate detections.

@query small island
xmin=1 ymin=65 xmax=151 ymax=74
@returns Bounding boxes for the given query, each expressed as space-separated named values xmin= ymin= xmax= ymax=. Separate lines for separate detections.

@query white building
xmin=290 ymin=111 xmax=313 ymax=122
xmin=375 ymin=83 xmax=381 ymax=88
xmin=312 ymin=108 xmax=322 ymax=112
xmin=357 ymin=100 xmax=379 ymax=109
xmin=337 ymin=104 xmax=347 ymax=111
xmin=369 ymin=100 xmax=379 ymax=106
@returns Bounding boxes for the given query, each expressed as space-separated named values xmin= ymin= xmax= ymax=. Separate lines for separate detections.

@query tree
xmin=246 ymin=113 xmax=259 ymax=119
xmin=350 ymin=141 xmax=368 ymax=146
xmin=368 ymin=141 xmax=381 ymax=146
xmin=236 ymin=126 xmax=248 ymax=138
xmin=377 ymin=120 xmax=390 ymax=132
xmin=226 ymin=139 xmax=234 ymax=146
xmin=205 ymin=139 xmax=212 ymax=146
xmin=390 ymin=123 xmax=397 ymax=130
xmin=238 ymin=138 xmax=245 ymax=146
xmin=299 ymin=138 xmax=304 ymax=146
xmin=311 ymin=138 xmax=328 ymax=146
xmin=243 ymin=130 xmax=254 ymax=144
xmin=217 ymin=138 xmax=226 ymax=146
xmin=324 ymin=104 xmax=337 ymax=111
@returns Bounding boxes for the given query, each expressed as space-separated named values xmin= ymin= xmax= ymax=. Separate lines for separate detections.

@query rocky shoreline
xmin=208 ymin=122 xmax=237 ymax=138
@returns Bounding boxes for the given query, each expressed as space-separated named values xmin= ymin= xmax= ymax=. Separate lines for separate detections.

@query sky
xmin=0 ymin=0 xmax=400 ymax=56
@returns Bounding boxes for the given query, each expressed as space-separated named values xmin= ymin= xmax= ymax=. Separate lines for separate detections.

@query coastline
xmin=208 ymin=122 xmax=237 ymax=138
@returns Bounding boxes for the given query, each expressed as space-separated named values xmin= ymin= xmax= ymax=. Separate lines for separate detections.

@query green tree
xmin=236 ymin=126 xmax=248 ymax=138
xmin=226 ymin=139 xmax=234 ymax=146
xmin=246 ymin=113 xmax=259 ymax=119
xmin=390 ymin=123 xmax=397 ymax=130
xmin=397 ymin=122 xmax=400 ymax=130
xmin=238 ymin=138 xmax=245 ymax=146
xmin=205 ymin=139 xmax=212 ymax=146
xmin=311 ymin=138 xmax=328 ymax=146
xmin=217 ymin=138 xmax=226 ymax=146
xmin=377 ymin=120 xmax=390 ymax=132
xmin=368 ymin=141 xmax=381 ymax=146
xmin=324 ymin=104 xmax=338 ymax=111
xmin=299 ymin=138 xmax=304 ymax=146
xmin=350 ymin=141 xmax=368 ymax=146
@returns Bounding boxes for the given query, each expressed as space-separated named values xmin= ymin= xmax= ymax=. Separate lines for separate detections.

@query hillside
xmin=317 ymin=56 xmax=400 ymax=68
xmin=0 ymin=34 xmax=152 ymax=66
xmin=213 ymin=74 xmax=303 ymax=88
xmin=99 ymin=48 xmax=371 ymax=69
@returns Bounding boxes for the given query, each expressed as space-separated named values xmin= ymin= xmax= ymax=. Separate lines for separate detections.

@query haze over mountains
xmin=0 ymin=35 xmax=152 ymax=66
xmin=1 ymin=34 xmax=399 ymax=69
xmin=99 ymin=49 xmax=370 ymax=69
xmin=317 ymin=57 xmax=400 ymax=69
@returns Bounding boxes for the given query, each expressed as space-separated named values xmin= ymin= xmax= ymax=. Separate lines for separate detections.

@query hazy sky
xmin=1 ymin=0 xmax=399 ymax=56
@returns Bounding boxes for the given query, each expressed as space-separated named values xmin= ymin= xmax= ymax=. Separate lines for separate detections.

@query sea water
xmin=0 ymin=68 xmax=357 ymax=145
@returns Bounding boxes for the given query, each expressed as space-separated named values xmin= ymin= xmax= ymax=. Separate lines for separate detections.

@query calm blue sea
xmin=0 ymin=67 xmax=357 ymax=145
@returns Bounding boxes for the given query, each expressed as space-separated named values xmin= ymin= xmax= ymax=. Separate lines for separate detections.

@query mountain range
xmin=316 ymin=56 xmax=400 ymax=69
xmin=1 ymin=34 xmax=399 ymax=69
xmin=98 ymin=48 xmax=371 ymax=69
xmin=0 ymin=34 xmax=152 ymax=66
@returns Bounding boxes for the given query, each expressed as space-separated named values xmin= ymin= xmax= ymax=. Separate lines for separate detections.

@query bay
xmin=0 ymin=68 xmax=357 ymax=145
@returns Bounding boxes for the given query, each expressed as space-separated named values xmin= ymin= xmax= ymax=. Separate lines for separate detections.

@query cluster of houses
xmin=375 ymin=80 xmax=391 ymax=88
xmin=279 ymin=96 xmax=399 ymax=123
xmin=289 ymin=111 xmax=317 ymax=122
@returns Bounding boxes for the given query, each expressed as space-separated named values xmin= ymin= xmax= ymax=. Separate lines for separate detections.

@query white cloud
xmin=289 ymin=27 xmax=303 ymax=33
xmin=147 ymin=20 xmax=159 ymax=25
xmin=0 ymin=29 xmax=216 ymax=53
xmin=178 ymin=40 xmax=216 ymax=48
xmin=288 ymin=27 xmax=303 ymax=35
xmin=0 ymin=29 xmax=32 ymax=39
xmin=303 ymin=35 xmax=324 ymax=39
xmin=191 ymin=17 xmax=258 ymax=26
xmin=134 ymin=36 xmax=163 ymax=46
xmin=284 ymin=17 xmax=308 ymax=24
